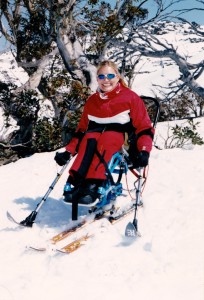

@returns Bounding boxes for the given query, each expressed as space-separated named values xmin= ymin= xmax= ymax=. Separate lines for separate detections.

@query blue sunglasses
xmin=97 ymin=73 xmax=116 ymax=80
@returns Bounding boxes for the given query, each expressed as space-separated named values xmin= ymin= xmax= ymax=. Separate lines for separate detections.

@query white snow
xmin=0 ymin=107 xmax=19 ymax=141
xmin=0 ymin=51 xmax=29 ymax=86
xmin=0 ymin=119 xmax=204 ymax=300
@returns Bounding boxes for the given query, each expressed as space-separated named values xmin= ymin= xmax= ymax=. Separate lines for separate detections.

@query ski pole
xmin=20 ymin=160 xmax=70 ymax=227
xmin=133 ymin=167 xmax=143 ymax=229
xmin=125 ymin=167 xmax=143 ymax=237
xmin=125 ymin=97 xmax=160 ymax=238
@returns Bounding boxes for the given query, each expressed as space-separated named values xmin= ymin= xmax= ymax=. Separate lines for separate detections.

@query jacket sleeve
xmin=65 ymin=103 xmax=89 ymax=155
xmin=130 ymin=94 xmax=154 ymax=153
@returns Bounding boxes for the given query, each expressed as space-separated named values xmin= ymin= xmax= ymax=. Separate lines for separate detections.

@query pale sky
xmin=142 ymin=0 xmax=204 ymax=24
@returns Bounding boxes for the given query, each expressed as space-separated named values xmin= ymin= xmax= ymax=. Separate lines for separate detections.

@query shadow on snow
xmin=11 ymin=196 xmax=90 ymax=228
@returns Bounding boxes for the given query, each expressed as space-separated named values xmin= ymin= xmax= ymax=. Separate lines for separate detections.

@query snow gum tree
xmin=0 ymin=0 xmax=203 ymax=99
xmin=0 ymin=0 xmax=148 ymax=91
xmin=0 ymin=0 xmax=148 ymax=160
xmin=0 ymin=0 xmax=203 ymax=162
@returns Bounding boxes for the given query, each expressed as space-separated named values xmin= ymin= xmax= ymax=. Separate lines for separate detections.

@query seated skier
xmin=54 ymin=60 xmax=154 ymax=206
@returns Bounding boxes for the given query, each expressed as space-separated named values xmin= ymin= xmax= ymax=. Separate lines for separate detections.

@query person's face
xmin=97 ymin=66 xmax=119 ymax=92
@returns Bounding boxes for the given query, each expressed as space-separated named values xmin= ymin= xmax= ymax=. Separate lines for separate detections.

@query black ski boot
xmin=63 ymin=174 xmax=82 ymax=203
xmin=78 ymin=183 xmax=99 ymax=205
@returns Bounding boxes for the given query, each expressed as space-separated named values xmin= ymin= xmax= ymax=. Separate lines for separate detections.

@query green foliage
xmin=39 ymin=62 xmax=71 ymax=97
xmin=81 ymin=0 xmax=148 ymax=56
xmin=0 ymin=76 xmax=91 ymax=157
xmin=165 ymin=119 xmax=204 ymax=149
xmin=62 ymin=81 xmax=91 ymax=134
xmin=171 ymin=119 xmax=204 ymax=147
xmin=66 ymin=81 xmax=91 ymax=108
xmin=35 ymin=78 xmax=90 ymax=150
xmin=11 ymin=90 xmax=40 ymax=120
xmin=33 ymin=118 xmax=63 ymax=152
xmin=0 ymin=81 xmax=17 ymax=126
xmin=0 ymin=81 xmax=40 ymax=127
xmin=67 ymin=109 xmax=83 ymax=132
xmin=0 ymin=83 xmax=42 ymax=160
xmin=160 ymin=88 xmax=204 ymax=121
xmin=16 ymin=0 xmax=54 ymax=64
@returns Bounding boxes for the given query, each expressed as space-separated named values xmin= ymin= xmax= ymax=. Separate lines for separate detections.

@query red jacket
xmin=66 ymin=83 xmax=154 ymax=154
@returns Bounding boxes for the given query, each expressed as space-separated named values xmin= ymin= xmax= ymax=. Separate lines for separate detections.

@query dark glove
xmin=135 ymin=151 xmax=149 ymax=168
xmin=54 ymin=151 xmax=71 ymax=166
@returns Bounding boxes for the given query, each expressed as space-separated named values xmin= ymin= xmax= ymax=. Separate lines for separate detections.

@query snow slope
xmin=0 ymin=118 xmax=204 ymax=300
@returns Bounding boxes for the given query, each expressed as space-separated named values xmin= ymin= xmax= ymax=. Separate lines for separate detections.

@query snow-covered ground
xmin=0 ymin=117 xmax=204 ymax=300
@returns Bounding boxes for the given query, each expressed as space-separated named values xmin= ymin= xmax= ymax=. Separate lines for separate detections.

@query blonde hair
xmin=97 ymin=60 xmax=128 ymax=87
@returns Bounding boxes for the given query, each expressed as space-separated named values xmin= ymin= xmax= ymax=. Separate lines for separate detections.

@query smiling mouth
xmin=102 ymin=83 xmax=112 ymax=87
